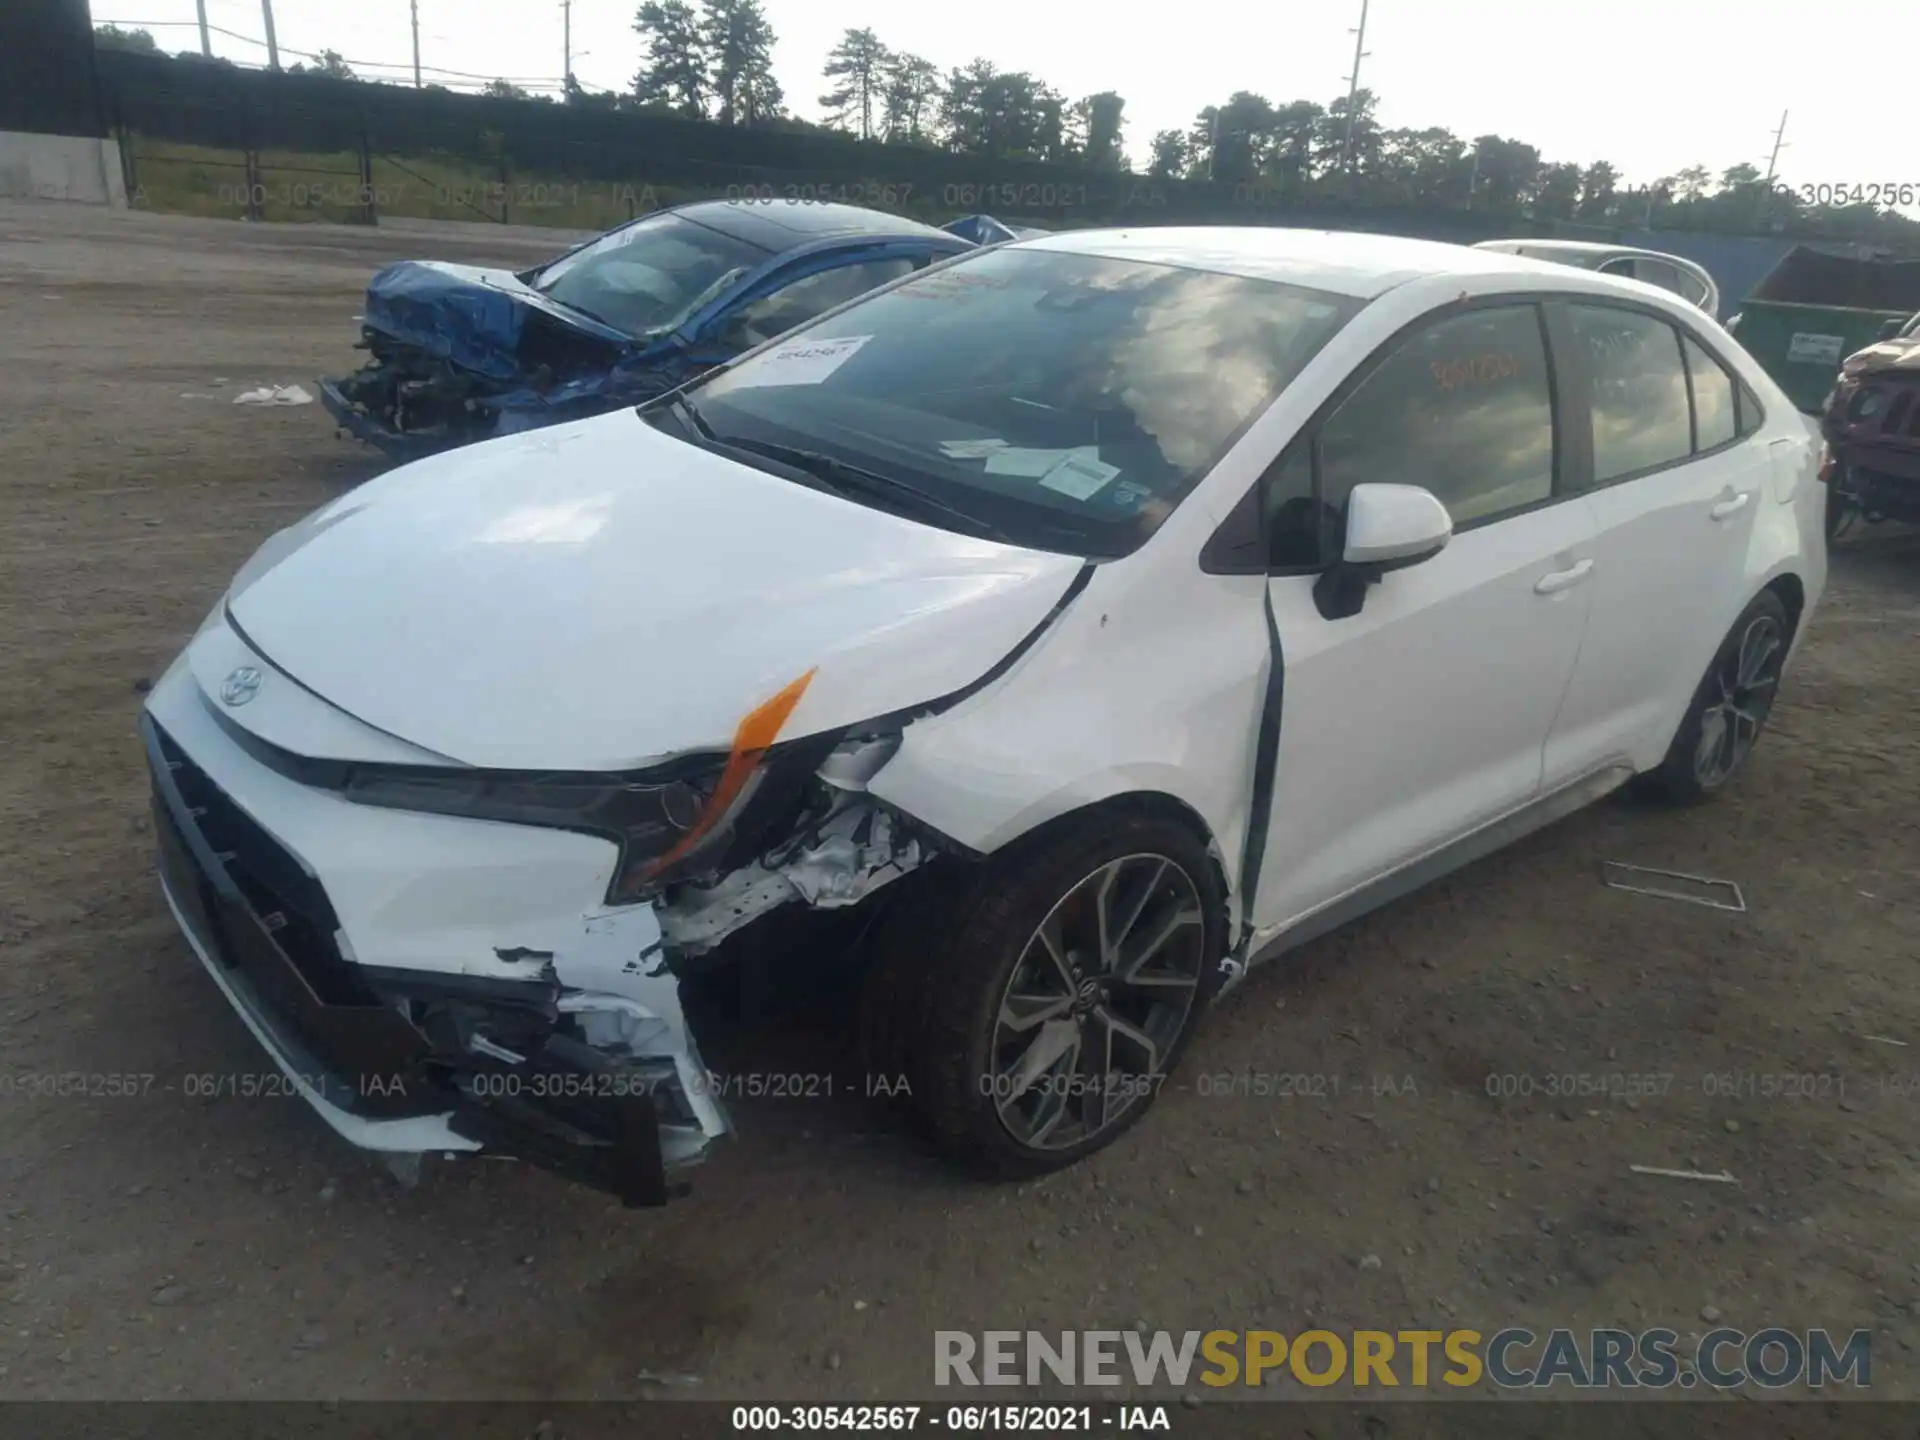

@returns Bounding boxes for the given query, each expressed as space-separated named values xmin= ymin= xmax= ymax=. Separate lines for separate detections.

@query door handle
xmin=1710 ymin=491 xmax=1752 ymax=521
xmin=1534 ymin=558 xmax=1593 ymax=594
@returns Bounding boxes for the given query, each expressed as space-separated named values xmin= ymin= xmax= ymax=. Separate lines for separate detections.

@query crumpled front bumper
xmin=141 ymin=660 xmax=728 ymax=1206
xmin=318 ymin=377 xmax=438 ymax=463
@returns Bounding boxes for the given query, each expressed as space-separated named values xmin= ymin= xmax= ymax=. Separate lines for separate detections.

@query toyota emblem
xmin=220 ymin=665 xmax=263 ymax=707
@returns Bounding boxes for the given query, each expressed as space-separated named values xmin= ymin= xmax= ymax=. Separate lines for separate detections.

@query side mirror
xmin=1313 ymin=483 xmax=1453 ymax=620
xmin=1876 ymin=318 xmax=1905 ymax=342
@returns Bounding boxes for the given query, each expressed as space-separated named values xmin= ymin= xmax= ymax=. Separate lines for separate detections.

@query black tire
xmin=1636 ymin=590 xmax=1791 ymax=806
xmin=861 ymin=807 xmax=1226 ymax=1179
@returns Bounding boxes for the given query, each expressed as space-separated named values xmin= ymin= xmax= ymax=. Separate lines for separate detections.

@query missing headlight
xmin=342 ymin=762 xmax=724 ymax=905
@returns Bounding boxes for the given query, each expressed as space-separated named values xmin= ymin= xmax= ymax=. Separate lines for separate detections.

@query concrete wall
xmin=0 ymin=131 xmax=127 ymax=206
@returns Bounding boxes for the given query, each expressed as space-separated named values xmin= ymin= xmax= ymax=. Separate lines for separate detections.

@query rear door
xmin=1540 ymin=302 xmax=1770 ymax=784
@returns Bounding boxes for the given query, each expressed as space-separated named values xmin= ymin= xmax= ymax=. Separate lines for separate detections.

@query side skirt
xmin=1249 ymin=762 xmax=1637 ymax=968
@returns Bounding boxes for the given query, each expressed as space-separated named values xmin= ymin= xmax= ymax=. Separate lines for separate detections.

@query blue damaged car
xmin=320 ymin=200 xmax=978 ymax=460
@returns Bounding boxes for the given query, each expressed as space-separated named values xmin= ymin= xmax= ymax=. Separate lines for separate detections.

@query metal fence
xmin=98 ymin=48 xmax=1580 ymax=241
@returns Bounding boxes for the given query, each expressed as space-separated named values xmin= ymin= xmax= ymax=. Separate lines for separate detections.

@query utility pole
xmin=195 ymin=0 xmax=211 ymax=56
xmin=1758 ymin=109 xmax=1789 ymax=216
xmin=562 ymin=0 xmax=572 ymax=84
xmin=1338 ymin=0 xmax=1371 ymax=177
xmin=1756 ymin=108 xmax=1789 ymax=224
xmin=260 ymin=0 xmax=281 ymax=69
xmin=1761 ymin=109 xmax=1789 ymax=192
xmin=411 ymin=0 xmax=422 ymax=86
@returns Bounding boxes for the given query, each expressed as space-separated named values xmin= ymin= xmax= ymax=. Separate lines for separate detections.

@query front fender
xmin=866 ymin=560 xmax=1268 ymax=918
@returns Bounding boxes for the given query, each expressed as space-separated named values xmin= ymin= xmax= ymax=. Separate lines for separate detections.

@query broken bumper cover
xmin=141 ymin=688 xmax=727 ymax=1206
xmin=318 ymin=377 xmax=443 ymax=464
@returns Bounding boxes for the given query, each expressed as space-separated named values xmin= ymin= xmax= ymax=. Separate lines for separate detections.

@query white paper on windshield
xmin=985 ymin=447 xmax=1073 ymax=477
xmin=726 ymin=335 xmax=871 ymax=389
xmin=939 ymin=438 xmax=1009 ymax=459
xmin=1040 ymin=451 xmax=1122 ymax=501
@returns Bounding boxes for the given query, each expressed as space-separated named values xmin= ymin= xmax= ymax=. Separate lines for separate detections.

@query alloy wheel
xmin=988 ymin=853 xmax=1206 ymax=1151
xmin=1693 ymin=613 xmax=1785 ymax=788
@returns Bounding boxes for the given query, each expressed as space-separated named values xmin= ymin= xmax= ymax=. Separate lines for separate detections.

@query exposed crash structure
xmin=148 ymin=670 xmax=946 ymax=1206
xmin=319 ymin=200 xmax=976 ymax=461
xmin=1821 ymin=311 xmax=1920 ymax=535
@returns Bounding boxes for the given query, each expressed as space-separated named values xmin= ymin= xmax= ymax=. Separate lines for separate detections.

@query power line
xmin=96 ymin=18 xmax=567 ymax=84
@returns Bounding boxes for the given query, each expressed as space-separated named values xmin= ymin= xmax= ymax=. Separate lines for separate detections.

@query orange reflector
xmin=633 ymin=668 xmax=818 ymax=884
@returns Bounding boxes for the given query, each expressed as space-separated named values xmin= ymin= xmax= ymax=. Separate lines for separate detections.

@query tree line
xmin=618 ymin=10 xmax=1911 ymax=239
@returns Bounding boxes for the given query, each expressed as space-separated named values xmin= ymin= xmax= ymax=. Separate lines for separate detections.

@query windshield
xmin=531 ymin=213 xmax=769 ymax=338
xmin=678 ymin=247 xmax=1364 ymax=557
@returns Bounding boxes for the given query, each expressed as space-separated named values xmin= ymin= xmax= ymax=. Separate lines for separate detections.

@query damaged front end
xmin=144 ymin=664 xmax=937 ymax=1208
xmin=1824 ymin=333 xmax=1920 ymax=527
xmin=319 ymin=260 xmax=693 ymax=462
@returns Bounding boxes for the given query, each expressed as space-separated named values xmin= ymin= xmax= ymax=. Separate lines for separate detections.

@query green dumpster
xmin=1727 ymin=246 xmax=1920 ymax=414
xmin=1732 ymin=301 xmax=1910 ymax=413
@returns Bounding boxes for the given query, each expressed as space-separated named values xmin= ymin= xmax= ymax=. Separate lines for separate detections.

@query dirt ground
xmin=1 ymin=199 xmax=1917 ymax=1406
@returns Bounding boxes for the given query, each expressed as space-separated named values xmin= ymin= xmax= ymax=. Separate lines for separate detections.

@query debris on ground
xmin=1599 ymin=862 xmax=1747 ymax=912
xmin=1629 ymin=1165 xmax=1739 ymax=1184
xmin=232 ymin=384 xmax=313 ymax=407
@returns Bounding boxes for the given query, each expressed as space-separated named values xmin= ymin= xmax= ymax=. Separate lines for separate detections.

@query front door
xmin=1252 ymin=301 xmax=1599 ymax=935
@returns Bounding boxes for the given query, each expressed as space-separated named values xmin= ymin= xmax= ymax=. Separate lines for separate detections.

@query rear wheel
xmin=1638 ymin=591 xmax=1790 ymax=805
xmin=864 ymin=809 xmax=1225 ymax=1178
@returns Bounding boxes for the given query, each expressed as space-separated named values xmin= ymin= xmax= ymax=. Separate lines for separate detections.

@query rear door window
xmin=1568 ymin=305 xmax=1692 ymax=482
xmin=1682 ymin=334 xmax=1739 ymax=450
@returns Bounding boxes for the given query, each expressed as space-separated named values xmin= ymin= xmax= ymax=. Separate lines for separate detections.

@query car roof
xmin=674 ymin=199 xmax=961 ymax=252
xmin=1476 ymin=238 xmax=1709 ymax=269
xmin=1014 ymin=226 xmax=1559 ymax=299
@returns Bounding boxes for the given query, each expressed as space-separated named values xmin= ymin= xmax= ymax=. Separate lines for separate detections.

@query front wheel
xmin=867 ymin=810 xmax=1226 ymax=1178
xmin=1637 ymin=591 xmax=1791 ymax=805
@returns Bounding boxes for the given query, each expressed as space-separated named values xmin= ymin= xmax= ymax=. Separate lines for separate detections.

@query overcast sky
xmin=101 ymin=0 xmax=1913 ymax=208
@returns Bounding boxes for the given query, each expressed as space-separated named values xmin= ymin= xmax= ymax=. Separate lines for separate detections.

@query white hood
xmin=225 ymin=411 xmax=1084 ymax=771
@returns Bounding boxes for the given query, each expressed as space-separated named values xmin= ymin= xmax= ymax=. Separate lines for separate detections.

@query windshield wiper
xmin=717 ymin=436 xmax=1018 ymax=545
xmin=664 ymin=392 xmax=718 ymax=441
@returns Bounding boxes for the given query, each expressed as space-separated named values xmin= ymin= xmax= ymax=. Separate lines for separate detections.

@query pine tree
xmin=819 ymin=28 xmax=890 ymax=141
xmin=632 ymin=1 xmax=708 ymax=118
xmin=702 ymin=0 xmax=783 ymax=126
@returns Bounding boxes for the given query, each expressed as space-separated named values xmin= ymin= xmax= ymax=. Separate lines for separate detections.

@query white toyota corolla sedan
xmin=144 ymin=225 xmax=1826 ymax=1205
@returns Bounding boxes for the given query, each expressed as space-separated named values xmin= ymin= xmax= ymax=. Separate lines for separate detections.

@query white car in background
xmin=1474 ymin=238 xmax=1722 ymax=318
xmin=144 ymin=227 xmax=1824 ymax=1204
